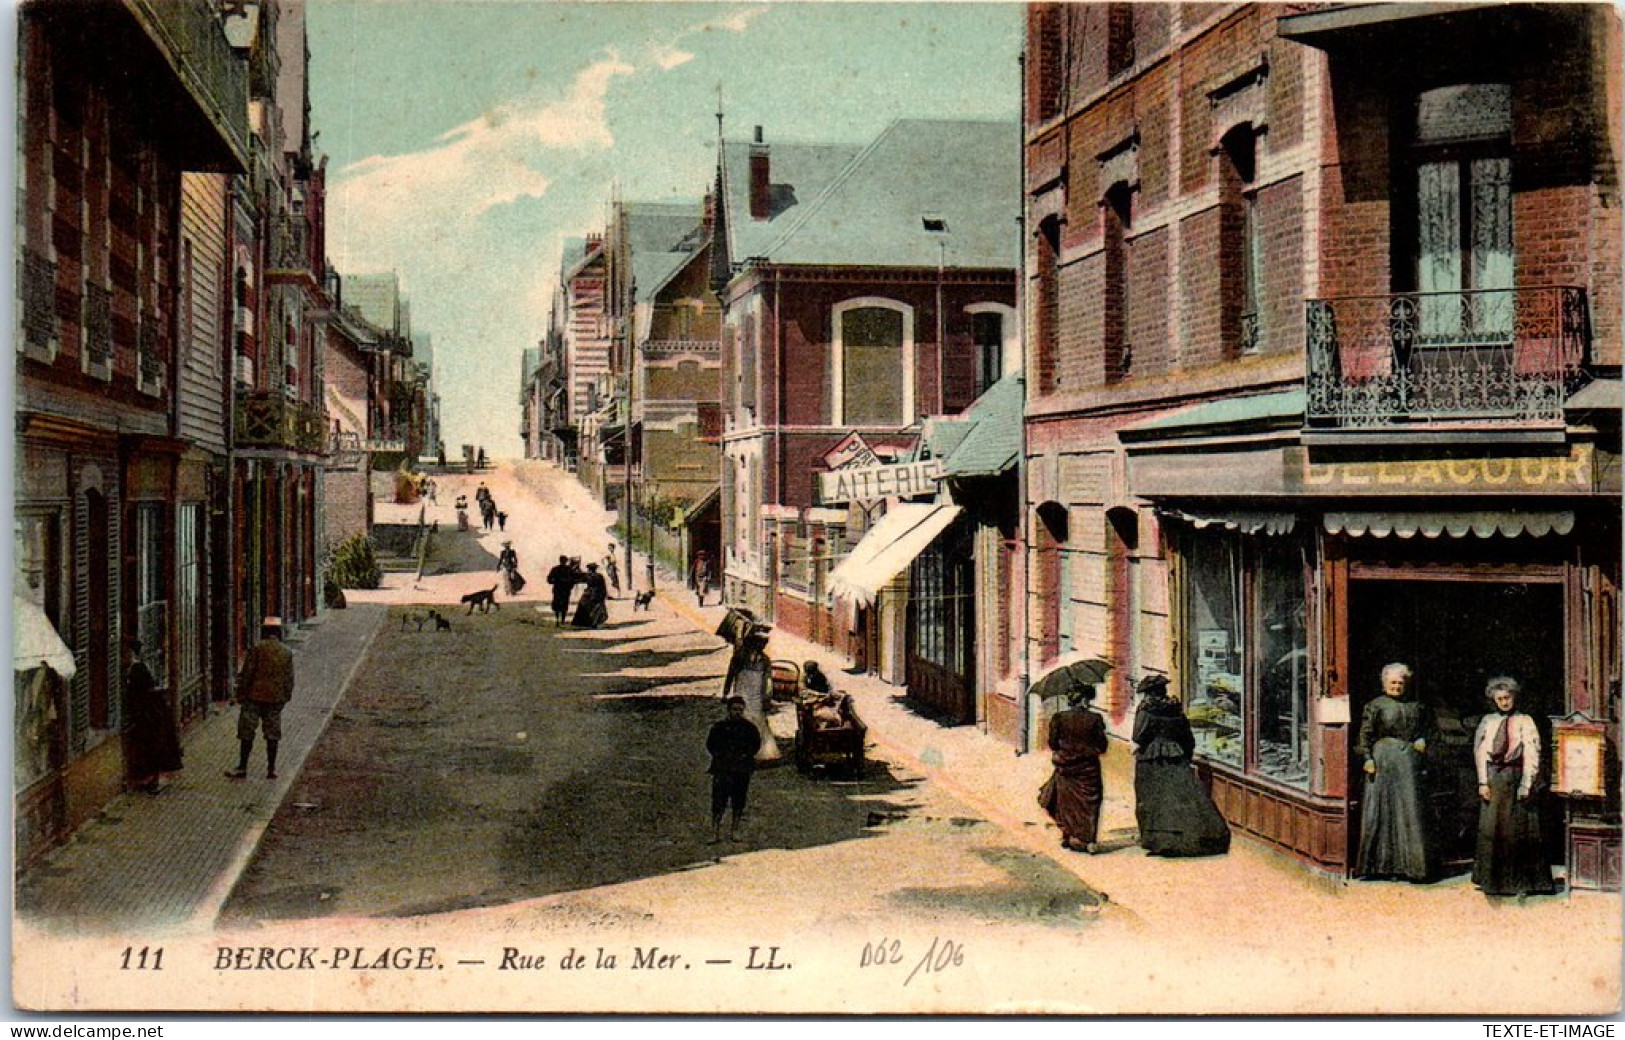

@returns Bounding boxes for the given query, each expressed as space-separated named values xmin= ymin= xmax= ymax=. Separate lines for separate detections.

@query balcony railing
xmin=642 ymin=339 xmax=722 ymax=357
xmin=131 ymin=0 xmax=250 ymax=167
xmin=236 ymin=391 xmax=327 ymax=453
xmin=1305 ymin=286 xmax=1590 ymax=429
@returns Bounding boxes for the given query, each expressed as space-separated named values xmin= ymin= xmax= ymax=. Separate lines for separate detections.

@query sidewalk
xmin=14 ymin=604 xmax=387 ymax=936
xmin=638 ymin=548 xmax=1622 ymax=952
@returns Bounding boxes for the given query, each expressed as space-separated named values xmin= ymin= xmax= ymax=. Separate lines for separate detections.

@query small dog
xmin=430 ymin=610 xmax=452 ymax=632
xmin=461 ymin=585 xmax=500 ymax=614
xmin=401 ymin=610 xmax=429 ymax=633
xmin=632 ymin=590 xmax=656 ymax=611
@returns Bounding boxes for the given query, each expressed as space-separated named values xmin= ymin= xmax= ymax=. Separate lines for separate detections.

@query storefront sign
xmin=1552 ymin=714 xmax=1609 ymax=799
xmin=822 ymin=432 xmax=879 ymax=472
xmin=819 ymin=460 xmax=943 ymax=504
xmin=1300 ymin=445 xmax=1597 ymax=492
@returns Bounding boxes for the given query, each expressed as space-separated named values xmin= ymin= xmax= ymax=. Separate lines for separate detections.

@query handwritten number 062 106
xmin=859 ymin=940 xmax=903 ymax=967
xmin=120 ymin=946 xmax=164 ymax=970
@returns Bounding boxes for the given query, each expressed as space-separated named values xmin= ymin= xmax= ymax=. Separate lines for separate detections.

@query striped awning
xmin=828 ymin=503 xmax=962 ymax=608
xmin=1159 ymin=507 xmax=1298 ymax=536
xmin=1323 ymin=510 xmax=1576 ymax=539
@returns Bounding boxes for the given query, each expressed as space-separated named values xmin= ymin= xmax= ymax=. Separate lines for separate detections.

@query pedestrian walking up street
xmin=227 ymin=617 xmax=295 ymax=780
xmin=498 ymin=541 xmax=523 ymax=596
xmin=546 ymin=555 xmax=576 ymax=624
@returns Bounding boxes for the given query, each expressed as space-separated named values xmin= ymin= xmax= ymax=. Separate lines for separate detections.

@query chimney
xmin=749 ymin=125 xmax=771 ymax=221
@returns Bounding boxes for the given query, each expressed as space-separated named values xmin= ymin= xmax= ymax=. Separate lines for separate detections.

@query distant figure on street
xmin=123 ymin=637 xmax=182 ymax=793
xmin=1039 ymin=685 xmax=1109 ymax=853
xmin=1472 ymin=676 xmax=1556 ymax=897
xmin=437 ymin=444 xmax=447 ymax=468
xmin=572 ymin=563 xmax=610 ymax=628
xmin=477 ymin=447 xmax=487 ymax=469
xmin=722 ymin=626 xmax=779 ymax=765
xmin=1132 ymin=674 xmax=1230 ymax=857
xmin=691 ymin=550 xmax=712 ymax=606
xmin=227 ymin=617 xmax=294 ymax=781
xmin=498 ymin=541 xmax=521 ymax=596
xmin=497 ymin=511 xmax=508 ymax=532
xmin=546 ymin=556 xmax=576 ymax=624
xmin=707 ymin=696 xmax=762 ymax=843
xmin=802 ymin=660 xmax=832 ymax=696
xmin=604 ymin=544 xmax=621 ymax=598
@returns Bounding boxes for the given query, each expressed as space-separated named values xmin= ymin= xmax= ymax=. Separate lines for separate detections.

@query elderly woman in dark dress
xmin=1472 ymin=676 xmax=1556 ymax=897
xmin=1355 ymin=662 xmax=1438 ymax=881
xmin=572 ymin=563 xmax=610 ymax=628
xmin=1132 ymin=674 xmax=1230 ymax=857
xmin=123 ymin=638 xmax=182 ymax=793
xmin=1039 ymin=685 xmax=1110 ymax=853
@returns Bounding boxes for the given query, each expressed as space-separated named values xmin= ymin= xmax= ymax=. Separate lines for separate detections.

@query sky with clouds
xmin=308 ymin=1 xmax=1025 ymax=456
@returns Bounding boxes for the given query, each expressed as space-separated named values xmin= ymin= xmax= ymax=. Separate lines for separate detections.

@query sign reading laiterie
xmin=819 ymin=459 xmax=943 ymax=504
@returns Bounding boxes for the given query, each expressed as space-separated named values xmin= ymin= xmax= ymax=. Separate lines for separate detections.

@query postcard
xmin=12 ymin=0 xmax=1623 ymax=1017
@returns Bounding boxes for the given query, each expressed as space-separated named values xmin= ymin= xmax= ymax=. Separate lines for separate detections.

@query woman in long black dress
xmin=1355 ymin=661 xmax=1437 ymax=881
xmin=1132 ymin=674 xmax=1230 ymax=857
xmin=1472 ymin=676 xmax=1556 ymax=897
xmin=572 ymin=563 xmax=610 ymax=628
xmin=123 ymin=638 xmax=182 ymax=793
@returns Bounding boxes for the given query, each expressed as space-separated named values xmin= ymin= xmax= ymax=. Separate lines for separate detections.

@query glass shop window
xmin=1181 ymin=529 xmax=1311 ymax=789
xmin=1185 ymin=535 xmax=1244 ymax=768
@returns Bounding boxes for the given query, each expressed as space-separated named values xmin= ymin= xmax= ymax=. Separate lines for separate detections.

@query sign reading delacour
xmin=819 ymin=459 xmax=943 ymax=504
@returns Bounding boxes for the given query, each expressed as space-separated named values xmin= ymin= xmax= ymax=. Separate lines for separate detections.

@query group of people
xmin=473 ymin=483 xmax=507 ymax=533
xmin=1354 ymin=663 xmax=1554 ymax=897
xmin=544 ymin=554 xmax=611 ymax=628
xmin=1038 ymin=662 xmax=1556 ymax=898
xmin=1039 ymin=674 xmax=1230 ymax=858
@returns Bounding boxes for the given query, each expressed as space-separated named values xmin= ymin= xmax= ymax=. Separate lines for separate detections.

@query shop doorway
xmin=1349 ymin=578 xmax=1565 ymax=874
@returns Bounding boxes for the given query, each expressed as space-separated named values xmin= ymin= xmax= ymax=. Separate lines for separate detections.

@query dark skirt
xmin=1039 ymin=760 xmax=1103 ymax=846
xmin=1473 ymin=768 xmax=1556 ymax=896
xmin=1135 ymin=757 xmax=1231 ymax=857
xmin=125 ymin=697 xmax=183 ymax=780
xmin=1356 ymin=736 xmax=1434 ymax=881
xmin=572 ymin=594 xmax=608 ymax=628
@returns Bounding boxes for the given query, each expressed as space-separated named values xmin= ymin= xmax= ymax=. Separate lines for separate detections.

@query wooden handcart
xmin=794 ymin=692 xmax=867 ymax=777
xmin=769 ymin=660 xmax=801 ymax=701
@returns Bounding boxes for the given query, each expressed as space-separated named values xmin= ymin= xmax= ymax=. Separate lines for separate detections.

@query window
xmin=176 ymin=504 xmax=204 ymax=716
xmin=966 ymin=304 xmax=1014 ymax=398
xmin=910 ymin=521 xmax=973 ymax=677
xmin=1220 ymin=126 xmax=1263 ymax=356
xmin=135 ymin=503 xmax=168 ymax=689
xmin=1103 ymin=184 xmax=1133 ymax=381
xmin=1181 ymin=529 xmax=1310 ymax=789
xmin=833 ymin=299 xmax=913 ymax=426
xmin=1106 ymin=2 xmax=1135 ymax=78
xmin=1410 ymin=84 xmax=1513 ymax=342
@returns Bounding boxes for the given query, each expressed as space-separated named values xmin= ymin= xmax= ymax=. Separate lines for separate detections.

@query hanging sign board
xmin=822 ymin=431 xmax=879 ymax=472
xmin=819 ymin=459 xmax=943 ymax=504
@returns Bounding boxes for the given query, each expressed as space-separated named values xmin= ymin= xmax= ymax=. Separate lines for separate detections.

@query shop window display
xmin=1186 ymin=536 xmax=1244 ymax=768
xmin=1181 ymin=529 xmax=1311 ymax=789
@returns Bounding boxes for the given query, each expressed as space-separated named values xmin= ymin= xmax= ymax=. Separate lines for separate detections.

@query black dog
xmin=461 ymin=585 xmax=499 ymax=614
xmin=430 ymin=610 xmax=452 ymax=632
xmin=632 ymin=590 xmax=655 ymax=611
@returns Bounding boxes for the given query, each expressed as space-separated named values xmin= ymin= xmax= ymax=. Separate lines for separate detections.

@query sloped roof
xmin=624 ymin=201 xmax=705 ymax=303
xmin=940 ymin=373 xmax=1024 ymax=478
xmin=721 ymin=119 xmax=1019 ymax=271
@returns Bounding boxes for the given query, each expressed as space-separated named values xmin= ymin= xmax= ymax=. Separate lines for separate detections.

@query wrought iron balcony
xmin=236 ymin=391 xmax=327 ymax=453
xmin=1305 ymin=286 xmax=1590 ymax=430
xmin=127 ymin=0 xmax=250 ymax=169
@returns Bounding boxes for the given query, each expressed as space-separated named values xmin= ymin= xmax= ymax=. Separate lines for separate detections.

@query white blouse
xmin=1473 ymin=711 xmax=1542 ymax=796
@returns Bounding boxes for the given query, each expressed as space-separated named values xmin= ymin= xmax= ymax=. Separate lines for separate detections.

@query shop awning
xmin=1159 ymin=507 xmax=1297 ymax=536
xmin=1323 ymin=510 xmax=1575 ymax=539
xmin=13 ymin=595 xmax=75 ymax=678
xmin=828 ymin=503 xmax=962 ymax=608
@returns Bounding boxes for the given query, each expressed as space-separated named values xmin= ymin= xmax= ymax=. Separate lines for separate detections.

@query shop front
xmin=1126 ymin=394 xmax=1621 ymax=882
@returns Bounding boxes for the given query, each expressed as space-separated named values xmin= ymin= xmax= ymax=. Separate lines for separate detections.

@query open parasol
xmin=1027 ymin=652 xmax=1113 ymax=702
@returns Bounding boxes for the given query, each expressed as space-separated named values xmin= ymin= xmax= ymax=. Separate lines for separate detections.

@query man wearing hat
xmin=226 ymin=617 xmax=295 ymax=780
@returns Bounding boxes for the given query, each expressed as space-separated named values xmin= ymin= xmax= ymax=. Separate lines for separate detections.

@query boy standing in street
xmin=227 ymin=617 xmax=294 ymax=780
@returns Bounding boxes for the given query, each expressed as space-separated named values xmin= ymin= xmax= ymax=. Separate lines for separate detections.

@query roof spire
xmin=709 ymin=85 xmax=732 ymax=295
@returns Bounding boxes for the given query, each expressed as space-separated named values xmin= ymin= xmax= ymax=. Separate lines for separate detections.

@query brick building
xmin=15 ymin=0 xmax=248 ymax=860
xmin=1025 ymin=2 xmax=1621 ymax=883
xmin=716 ymin=119 xmax=1020 ymax=702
